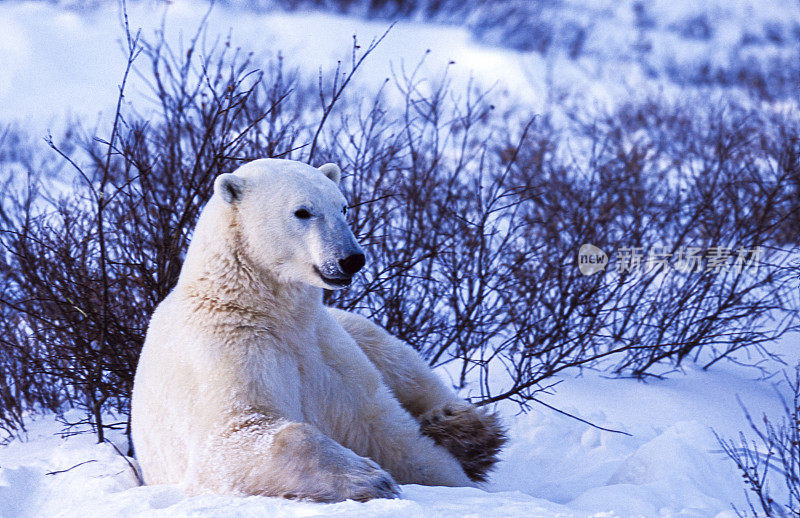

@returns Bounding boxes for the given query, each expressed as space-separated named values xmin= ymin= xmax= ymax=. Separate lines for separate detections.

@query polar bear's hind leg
xmin=419 ymin=402 xmax=507 ymax=482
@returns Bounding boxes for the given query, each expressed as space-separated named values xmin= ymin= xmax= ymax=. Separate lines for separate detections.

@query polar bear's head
xmin=213 ymin=159 xmax=364 ymax=290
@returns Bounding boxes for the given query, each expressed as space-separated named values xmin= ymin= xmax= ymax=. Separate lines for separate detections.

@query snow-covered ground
xmin=0 ymin=412 xmax=570 ymax=517
xmin=1 ymin=337 xmax=798 ymax=517
xmin=1 ymin=0 xmax=799 ymax=516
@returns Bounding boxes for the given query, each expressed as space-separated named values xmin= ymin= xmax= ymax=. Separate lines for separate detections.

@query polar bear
xmin=130 ymin=158 xmax=505 ymax=502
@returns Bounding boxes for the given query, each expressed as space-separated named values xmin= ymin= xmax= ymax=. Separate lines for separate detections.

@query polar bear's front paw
xmin=268 ymin=422 xmax=399 ymax=503
xmin=419 ymin=401 xmax=507 ymax=483
xmin=335 ymin=456 xmax=400 ymax=502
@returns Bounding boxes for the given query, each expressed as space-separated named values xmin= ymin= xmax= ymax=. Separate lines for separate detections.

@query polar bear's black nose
xmin=339 ymin=253 xmax=366 ymax=276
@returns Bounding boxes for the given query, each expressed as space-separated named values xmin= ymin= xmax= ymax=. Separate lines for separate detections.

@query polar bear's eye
xmin=342 ymin=206 xmax=347 ymax=215
xmin=294 ymin=208 xmax=312 ymax=220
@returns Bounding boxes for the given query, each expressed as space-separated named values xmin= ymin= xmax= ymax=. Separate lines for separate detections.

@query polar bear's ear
xmin=318 ymin=163 xmax=341 ymax=186
xmin=214 ymin=173 xmax=245 ymax=204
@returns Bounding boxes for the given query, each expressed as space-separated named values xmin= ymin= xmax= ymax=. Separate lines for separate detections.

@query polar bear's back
xmin=132 ymin=292 xmax=208 ymax=485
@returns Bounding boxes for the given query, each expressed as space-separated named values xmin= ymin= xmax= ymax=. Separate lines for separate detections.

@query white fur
xmin=131 ymin=159 xmax=473 ymax=501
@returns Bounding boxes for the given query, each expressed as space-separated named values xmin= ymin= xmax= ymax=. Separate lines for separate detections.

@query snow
xmin=1 ymin=0 xmax=799 ymax=516
xmin=1 ymin=336 xmax=797 ymax=517
xmin=0 ymin=0 xmax=536 ymax=137
xmin=0 ymin=413 xmax=575 ymax=518
xmin=2 ymin=0 xmax=797 ymax=137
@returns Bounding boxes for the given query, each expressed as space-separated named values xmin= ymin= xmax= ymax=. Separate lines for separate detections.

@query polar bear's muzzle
xmin=315 ymin=253 xmax=365 ymax=287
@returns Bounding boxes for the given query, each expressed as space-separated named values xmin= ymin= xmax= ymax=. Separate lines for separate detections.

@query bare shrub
xmin=475 ymin=100 xmax=800 ymax=405
xmin=717 ymin=364 xmax=800 ymax=517
xmin=0 ymin=126 xmax=71 ymax=439
xmin=329 ymin=90 xmax=800 ymax=406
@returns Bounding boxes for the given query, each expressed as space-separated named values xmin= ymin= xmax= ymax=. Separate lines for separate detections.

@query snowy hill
xmin=2 ymin=0 xmax=798 ymax=134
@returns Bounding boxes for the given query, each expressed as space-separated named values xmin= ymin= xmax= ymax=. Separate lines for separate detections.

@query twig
xmin=45 ymin=460 xmax=98 ymax=476
xmin=106 ymin=438 xmax=143 ymax=486
xmin=530 ymin=398 xmax=632 ymax=436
